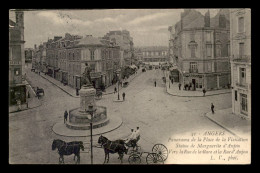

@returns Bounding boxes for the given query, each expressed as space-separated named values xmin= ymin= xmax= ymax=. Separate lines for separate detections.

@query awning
xmin=129 ymin=65 xmax=137 ymax=69
xmin=54 ymin=68 xmax=60 ymax=72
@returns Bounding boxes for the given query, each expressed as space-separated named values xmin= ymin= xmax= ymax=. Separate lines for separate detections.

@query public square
xmin=9 ymin=64 xmax=233 ymax=164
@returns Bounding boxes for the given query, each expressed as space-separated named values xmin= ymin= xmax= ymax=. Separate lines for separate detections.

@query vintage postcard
xmin=9 ymin=8 xmax=251 ymax=164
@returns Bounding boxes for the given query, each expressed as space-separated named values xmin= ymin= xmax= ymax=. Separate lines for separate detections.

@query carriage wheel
xmin=146 ymin=153 xmax=164 ymax=164
xmin=128 ymin=154 xmax=141 ymax=164
xmin=152 ymin=144 xmax=168 ymax=161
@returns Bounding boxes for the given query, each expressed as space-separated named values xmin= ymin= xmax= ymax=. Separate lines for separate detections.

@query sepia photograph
xmin=9 ymin=8 xmax=251 ymax=164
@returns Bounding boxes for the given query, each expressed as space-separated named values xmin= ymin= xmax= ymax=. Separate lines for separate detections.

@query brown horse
xmin=98 ymin=135 xmax=128 ymax=164
xmin=52 ymin=139 xmax=84 ymax=164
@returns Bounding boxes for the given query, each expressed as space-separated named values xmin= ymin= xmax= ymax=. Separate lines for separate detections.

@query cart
xmin=128 ymin=144 xmax=168 ymax=164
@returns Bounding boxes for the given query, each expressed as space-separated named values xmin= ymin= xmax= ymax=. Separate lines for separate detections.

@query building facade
xmin=168 ymin=9 xmax=231 ymax=90
xmin=38 ymin=34 xmax=121 ymax=90
xmin=25 ymin=48 xmax=34 ymax=63
xmin=230 ymin=9 xmax=251 ymax=119
xmin=9 ymin=10 xmax=27 ymax=106
xmin=102 ymin=30 xmax=134 ymax=66
xmin=141 ymin=46 xmax=168 ymax=66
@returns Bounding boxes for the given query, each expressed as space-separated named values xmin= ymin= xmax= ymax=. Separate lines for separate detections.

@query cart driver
xmin=135 ymin=127 xmax=140 ymax=142
xmin=125 ymin=129 xmax=136 ymax=147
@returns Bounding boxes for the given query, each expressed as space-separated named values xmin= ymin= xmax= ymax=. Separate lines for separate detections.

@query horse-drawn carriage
xmin=34 ymin=87 xmax=44 ymax=97
xmin=52 ymin=135 xmax=168 ymax=164
xmin=97 ymin=135 xmax=168 ymax=164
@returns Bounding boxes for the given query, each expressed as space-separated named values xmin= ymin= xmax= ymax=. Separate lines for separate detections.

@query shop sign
xmin=9 ymin=61 xmax=21 ymax=65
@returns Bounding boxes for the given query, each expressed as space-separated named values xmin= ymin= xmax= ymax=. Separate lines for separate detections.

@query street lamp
xmin=116 ymin=70 xmax=120 ymax=100
xmin=86 ymin=104 xmax=96 ymax=164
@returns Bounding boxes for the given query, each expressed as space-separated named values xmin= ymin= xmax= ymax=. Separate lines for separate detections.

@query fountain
xmin=65 ymin=63 xmax=109 ymax=130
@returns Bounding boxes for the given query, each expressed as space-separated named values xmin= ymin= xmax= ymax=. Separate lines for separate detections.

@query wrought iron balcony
xmin=235 ymin=82 xmax=248 ymax=89
xmin=189 ymin=69 xmax=198 ymax=73
xmin=231 ymin=55 xmax=251 ymax=63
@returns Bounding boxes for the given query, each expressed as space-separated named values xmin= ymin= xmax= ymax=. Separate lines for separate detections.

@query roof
xmin=184 ymin=15 xmax=205 ymax=29
xmin=9 ymin=19 xmax=16 ymax=27
xmin=76 ymin=36 xmax=104 ymax=46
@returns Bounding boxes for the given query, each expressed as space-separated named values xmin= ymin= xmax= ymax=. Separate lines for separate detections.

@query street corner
xmin=204 ymin=108 xmax=251 ymax=137
xmin=52 ymin=113 xmax=123 ymax=137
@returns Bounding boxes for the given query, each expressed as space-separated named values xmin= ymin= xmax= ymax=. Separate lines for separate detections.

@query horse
xmin=98 ymin=135 xmax=128 ymax=164
xmin=52 ymin=139 xmax=84 ymax=164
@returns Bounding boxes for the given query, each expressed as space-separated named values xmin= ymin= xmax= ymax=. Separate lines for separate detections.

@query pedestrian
xmin=17 ymin=99 xmax=21 ymax=111
xmin=114 ymin=87 xmax=117 ymax=94
xmin=154 ymin=80 xmax=156 ymax=87
xmin=122 ymin=92 xmax=126 ymax=101
xmin=203 ymin=88 xmax=206 ymax=96
xmin=171 ymin=78 xmax=174 ymax=84
xmin=178 ymin=83 xmax=181 ymax=90
xmin=64 ymin=110 xmax=68 ymax=124
xmin=211 ymin=103 xmax=215 ymax=114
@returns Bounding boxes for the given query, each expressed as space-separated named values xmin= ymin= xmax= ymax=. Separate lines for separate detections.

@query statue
xmin=81 ymin=63 xmax=92 ymax=87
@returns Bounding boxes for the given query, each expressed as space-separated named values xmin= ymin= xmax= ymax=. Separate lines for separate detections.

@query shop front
xmin=9 ymin=83 xmax=26 ymax=106
xmin=183 ymin=74 xmax=204 ymax=91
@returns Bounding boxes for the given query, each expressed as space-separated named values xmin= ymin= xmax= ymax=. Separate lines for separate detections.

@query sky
xmin=10 ymin=9 xmax=221 ymax=48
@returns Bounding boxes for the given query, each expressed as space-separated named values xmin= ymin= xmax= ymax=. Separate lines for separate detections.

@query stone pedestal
xmin=66 ymin=85 xmax=109 ymax=130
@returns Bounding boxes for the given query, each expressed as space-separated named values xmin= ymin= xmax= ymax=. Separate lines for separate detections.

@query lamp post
xmin=86 ymin=104 xmax=96 ymax=164
xmin=116 ymin=70 xmax=120 ymax=100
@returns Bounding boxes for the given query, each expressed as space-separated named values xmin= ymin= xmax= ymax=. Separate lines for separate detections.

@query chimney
xmin=204 ymin=10 xmax=210 ymax=27
xmin=34 ymin=44 xmax=37 ymax=50
xmin=219 ymin=14 xmax=226 ymax=28
xmin=15 ymin=10 xmax=24 ymax=28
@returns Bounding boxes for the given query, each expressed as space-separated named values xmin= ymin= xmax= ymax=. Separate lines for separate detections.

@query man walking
xmin=154 ymin=80 xmax=156 ymax=87
xmin=114 ymin=87 xmax=117 ymax=94
xmin=64 ymin=110 xmax=68 ymax=124
xmin=122 ymin=92 xmax=126 ymax=101
xmin=203 ymin=88 xmax=206 ymax=97
xmin=178 ymin=83 xmax=181 ymax=90
xmin=211 ymin=103 xmax=215 ymax=114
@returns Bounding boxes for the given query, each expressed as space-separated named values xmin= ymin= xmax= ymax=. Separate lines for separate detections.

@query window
xmin=239 ymin=43 xmax=244 ymax=58
xmin=206 ymin=44 xmax=212 ymax=57
xmin=238 ymin=17 xmax=244 ymax=33
xmin=191 ymin=47 xmax=196 ymax=58
xmin=227 ymin=44 xmax=230 ymax=56
xmin=216 ymin=44 xmax=222 ymax=57
xmin=90 ymin=64 xmax=95 ymax=72
xmin=90 ymin=50 xmax=95 ymax=60
xmin=190 ymin=62 xmax=197 ymax=73
xmin=207 ymin=62 xmax=212 ymax=72
xmin=235 ymin=90 xmax=237 ymax=101
xmin=240 ymin=68 xmax=246 ymax=85
xmin=241 ymin=94 xmax=248 ymax=114
xmin=206 ymin=32 xmax=211 ymax=42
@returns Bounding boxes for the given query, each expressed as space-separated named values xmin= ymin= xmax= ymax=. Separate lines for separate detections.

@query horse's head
xmin=79 ymin=141 xmax=84 ymax=151
xmin=98 ymin=135 xmax=107 ymax=145
xmin=52 ymin=139 xmax=64 ymax=150
xmin=52 ymin=139 xmax=57 ymax=150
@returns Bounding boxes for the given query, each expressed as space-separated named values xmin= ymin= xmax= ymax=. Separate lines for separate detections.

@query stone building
xmin=43 ymin=34 xmax=121 ymax=89
xmin=168 ymin=9 xmax=231 ymax=90
xmin=9 ymin=10 xmax=27 ymax=106
xmin=230 ymin=9 xmax=251 ymax=119
xmin=24 ymin=48 xmax=34 ymax=63
xmin=141 ymin=46 xmax=168 ymax=66
xmin=102 ymin=30 xmax=134 ymax=66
